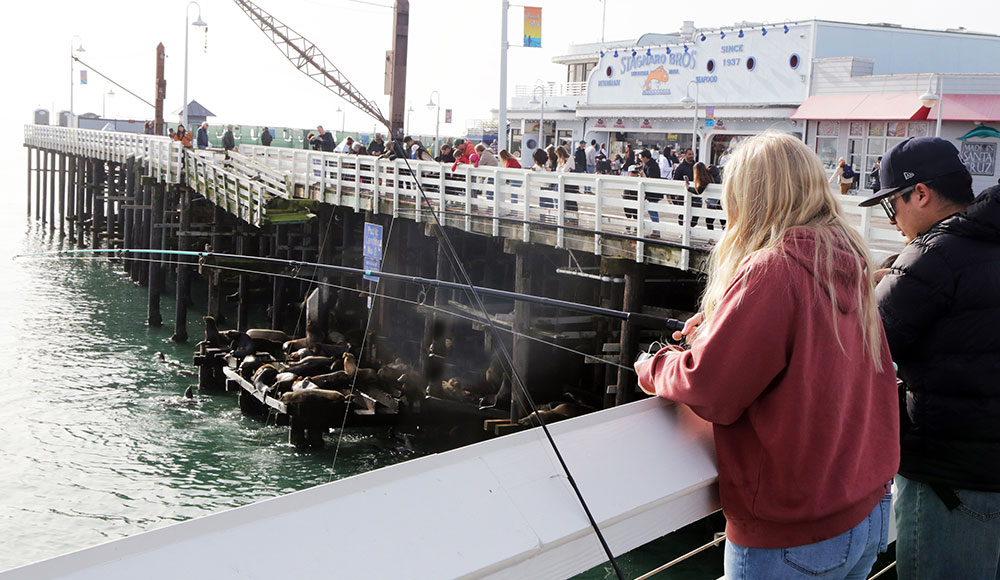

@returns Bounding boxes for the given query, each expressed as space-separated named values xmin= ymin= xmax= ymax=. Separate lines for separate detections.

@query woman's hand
xmin=671 ymin=312 xmax=705 ymax=343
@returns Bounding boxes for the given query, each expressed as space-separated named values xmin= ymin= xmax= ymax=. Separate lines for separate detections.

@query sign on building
xmin=960 ymin=142 xmax=997 ymax=176
xmin=445 ymin=109 xmax=452 ymax=124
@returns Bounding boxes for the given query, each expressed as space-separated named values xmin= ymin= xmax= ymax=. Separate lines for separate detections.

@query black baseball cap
xmin=859 ymin=137 xmax=969 ymax=207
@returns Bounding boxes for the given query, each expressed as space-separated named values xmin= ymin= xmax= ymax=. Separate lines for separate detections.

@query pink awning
xmin=925 ymin=94 xmax=1000 ymax=122
xmin=791 ymin=94 xmax=930 ymax=121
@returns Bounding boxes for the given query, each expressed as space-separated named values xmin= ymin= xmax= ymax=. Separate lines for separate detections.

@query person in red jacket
xmin=636 ymin=131 xmax=899 ymax=580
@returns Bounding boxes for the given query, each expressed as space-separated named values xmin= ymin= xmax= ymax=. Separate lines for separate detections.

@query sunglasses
xmin=879 ymin=186 xmax=914 ymax=221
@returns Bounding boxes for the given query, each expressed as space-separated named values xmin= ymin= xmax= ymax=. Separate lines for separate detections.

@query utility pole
xmin=388 ymin=0 xmax=409 ymax=139
xmin=154 ymin=43 xmax=166 ymax=136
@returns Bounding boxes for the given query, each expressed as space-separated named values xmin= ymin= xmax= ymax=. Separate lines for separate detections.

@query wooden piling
xmin=172 ymin=186 xmax=193 ymax=343
xmin=138 ymin=177 xmax=151 ymax=286
xmin=35 ymin=148 xmax=41 ymax=222
xmin=91 ymin=161 xmax=105 ymax=250
xmin=123 ymin=157 xmax=136 ymax=278
xmin=41 ymin=151 xmax=49 ymax=228
xmin=58 ymin=154 xmax=67 ymax=238
xmin=236 ymin=234 xmax=250 ymax=332
xmin=75 ymin=157 xmax=85 ymax=248
xmin=147 ymin=183 xmax=164 ymax=327
xmin=511 ymin=242 xmax=533 ymax=423
xmin=271 ymin=225 xmax=286 ymax=330
xmin=26 ymin=148 xmax=32 ymax=218
xmin=106 ymin=162 xmax=118 ymax=246
xmin=615 ymin=265 xmax=645 ymax=406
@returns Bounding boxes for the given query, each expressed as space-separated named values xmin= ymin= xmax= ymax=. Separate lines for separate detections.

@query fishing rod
xmin=16 ymin=248 xmax=685 ymax=333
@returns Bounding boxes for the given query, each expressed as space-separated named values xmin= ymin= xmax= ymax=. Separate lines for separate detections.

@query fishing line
xmin=51 ymin=254 xmax=641 ymax=372
xmin=394 ymin=153 xmax=627 ymax=579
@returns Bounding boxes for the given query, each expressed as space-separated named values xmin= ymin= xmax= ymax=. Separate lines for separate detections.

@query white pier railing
xmin=23 ymin=126 xmax=905 ymax=270
xmin=24 ymin=125 xmax=183 ymax=184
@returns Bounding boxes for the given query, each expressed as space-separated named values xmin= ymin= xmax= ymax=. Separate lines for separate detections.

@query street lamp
xmin=69 ymin=35 xmax=86 ymax=125
xmin=680 ymin=80 xmax=700 ymax=160
xmin=406 ymin=105 xmax=414 ymax=136
xmin=102 ymin=87 xmax=115 ymax=118
xmin=182 ymin=1 xmax=207 ymax=130
xmin=427 ymin=91 xmax=441 ymax=158
xmin=529 ymin=83 xmax=546 ymax=152
xmin=336 ymin=107 xmax=345 ymax=136
xmin=920 ymin=74 xmax=943 ymax=137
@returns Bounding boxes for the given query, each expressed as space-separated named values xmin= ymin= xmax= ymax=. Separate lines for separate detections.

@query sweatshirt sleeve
xmin=637 ymin=256 xmax=794 ymax=425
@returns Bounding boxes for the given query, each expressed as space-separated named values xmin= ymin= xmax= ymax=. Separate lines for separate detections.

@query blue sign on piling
xmin=363 ymin=222 xmax=383 ymax=283
xmin=363 ymin=222 xmax=383 ymax=261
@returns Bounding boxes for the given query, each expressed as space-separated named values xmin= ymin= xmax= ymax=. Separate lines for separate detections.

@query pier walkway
xmin=23 ymin=125 xmax=905 ymax=272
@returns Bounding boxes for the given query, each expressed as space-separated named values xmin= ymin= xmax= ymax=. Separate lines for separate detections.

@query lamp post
xmin=336 ymin=107 xmax=345 ymax=136
xmin=920 ymin=74 xmax=943 ymax=138
xmin=406 ymin=105 xmax=414 ymax=136
xmin=529 ymin=83 xmax=546 ymax=152
xmin=182 ymin=1 xmax=207 ymax=130
xmin=69 ymin=35 xmax=85 ymax=125
xmin=102 ymin=87 xmax=115 ymax=118
xmin=427 ymin=91 xmax=441 ymax=158
xmin=680 ymin=80 xmax=700 ymax=161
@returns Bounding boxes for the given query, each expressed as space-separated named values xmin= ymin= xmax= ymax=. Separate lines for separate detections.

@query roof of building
xmin=171 ymin=100 xmax=215 ymax=117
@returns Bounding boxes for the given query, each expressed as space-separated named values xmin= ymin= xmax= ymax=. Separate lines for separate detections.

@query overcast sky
xmin=5 ymin=0 xmax=1000 ymax=151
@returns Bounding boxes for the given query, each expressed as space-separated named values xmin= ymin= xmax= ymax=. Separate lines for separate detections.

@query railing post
xmin=464 ymin=166 xmax=472 ymax=232
xmin=636 ymin=181 xmax=646 ymax=263
xmin=522 ymin=170 xmax=531 ymax=242
xmin=492 ymin=167 xmax=501 ymax=237
xmin=594 ymin=177 xmax=603 ymax=255
xmin=681 ymin=184 xmax=692 ymax=270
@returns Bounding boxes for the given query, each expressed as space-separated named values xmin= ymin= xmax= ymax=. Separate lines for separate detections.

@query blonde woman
xmin=829 ymin=157 xmax=856 ymax=195
xmin=635 ymin=132 xmax=899 ymax=580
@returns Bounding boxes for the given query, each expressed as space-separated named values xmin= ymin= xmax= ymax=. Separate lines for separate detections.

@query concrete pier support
xmin=41 ymin=151 xmax=50 ymax=229
xmin=271 ymin=225 xmax=287 ymax=331
xmin=58 ymin=154 xmax=67 ymax=238
xmin=123 ymin=157 xmax=137 ymax=279
xmin=35 ymin=148 xmax=41 ymax=221
xmin=26 ymin=148 xmax=32 ymax=218
xmin=91 ymin=161 xmax=105 ymax=250
xmin=511 ymin=242 xmax=534 ymax=423
xmin=75 ymin=158 xmax=85 ymax=248
xmin=138 ymin=178 xmax=152 ymax=287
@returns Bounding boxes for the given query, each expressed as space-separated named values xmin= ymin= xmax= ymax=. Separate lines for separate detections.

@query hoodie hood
xmin=938 ymin=185 xmax=1000 ymax=243
xmin=778 ymin=227 xmax=865 ymax=314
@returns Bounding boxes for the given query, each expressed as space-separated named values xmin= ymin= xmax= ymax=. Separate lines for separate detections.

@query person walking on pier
xmin=585 ymin=139 xmax=598 ymax=173
xmin=573 ymin=140 xmax=588 ymax=173
xmin=222 ymin=125 xmax=236 ymax=152
xmin=860 ymin=137 xmax=1000 ymax=580
xmin=671 ymin=148 xmax=696 ymax=182
xmin=197 ymin=122 xmax=210 ymax=149
xmin=636 ymin=131 xmax=898 ymax=580
xmin=260 ymin=127 xmax=273 ymax=146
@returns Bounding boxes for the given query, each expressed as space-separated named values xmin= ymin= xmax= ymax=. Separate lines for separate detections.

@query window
xmin=816 ymin=137 xmax=838 ymax=169
xmin=864 ymin=155 xmax=881 ymax=190
xmin=817 ymin=121 xmax=840 ymax=137
xmin=849 ymin=122 xmax=865 ymax=137
xmin=567 ymin=62 xmax=595 ymax=83
xmin=887 ymin=122 xmax=907 ymax=138
xmin=908 ymin=122 xmax=930 ymax=138
xmin=848 ymin=139 xmax=863 ymax=169
xmin=868 ymin=123 xmax=885 ymax=137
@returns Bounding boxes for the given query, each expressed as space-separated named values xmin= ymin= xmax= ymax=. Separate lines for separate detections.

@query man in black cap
xmin=860 ymin=136 xmax=1000 ymax=580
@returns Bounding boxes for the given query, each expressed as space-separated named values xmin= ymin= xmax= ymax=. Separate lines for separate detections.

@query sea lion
xmin=341 ymin=353 xmax=379 ymax=386
xmin=184 ymin=386 xmax=194 ymax=399
xmin=309 ymin=371 xmax=352 ymax=391
xmin=280 ymin=389 xmax=352 ymax=450
xmin=231 ymin=332 xmax=256 ymax=359
xmin=203 ymin=316 xmax=227 ymax=348
xmin=238 ymin=353 xmax=275 ymax=381
xmin=247 ymin=329 xmax=289 ymax=343
xmin=252 ymin=365 xmax=280 ymax=392
xmin=284 ymin=356 xmax=335 ymax=377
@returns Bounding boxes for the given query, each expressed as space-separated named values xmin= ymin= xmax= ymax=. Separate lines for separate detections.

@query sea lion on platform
xmin=252 ymin=365 xmax=280 ymax=392
xmin=308 ymin=371 xmax=353 ymax=391
xmin=284 ymin=356 xmax=335 ymax=377
xmin=238 ymin=353 xmax=275 ymax=381
xmin=247 ymin=329 xmax=289 ymax=343
xmin=231 ymin=332 xmax=256 ymax=359
xmin=203 ymin=316 xmax=226 ymax=348
xmin=341 ymin=353 xmax=379 ymax=386
xmin=280 ymin=389 xmax=352 ymax=450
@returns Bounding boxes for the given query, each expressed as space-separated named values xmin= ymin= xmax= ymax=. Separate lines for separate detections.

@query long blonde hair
xmin=700 ymin=131 xmax=884 ymax=368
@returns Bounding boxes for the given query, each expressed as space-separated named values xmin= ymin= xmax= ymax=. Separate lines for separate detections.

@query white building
xmin=508 ymin=20 xmax=1000 ymax=192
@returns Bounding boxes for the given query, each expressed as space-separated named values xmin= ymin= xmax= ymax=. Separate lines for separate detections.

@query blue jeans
xmin=725 ymin=493 xmax=891 ymax=579
xmin=895 ymin=475 xmax=1000 ymax=580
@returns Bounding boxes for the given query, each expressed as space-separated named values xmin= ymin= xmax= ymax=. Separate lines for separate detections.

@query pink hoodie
xmin=637 ymin=228 xmax=899 ymax=548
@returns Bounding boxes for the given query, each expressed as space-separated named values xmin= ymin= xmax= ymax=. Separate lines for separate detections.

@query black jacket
xmin=261 ymin=130 xmax=273 ymax=146
xmin=672 ymin=160 xmax=695 ymax=182
xmin=222 ymin=130 xmax=236 ymax=151
xmin=876 ymin=185 xmax=1000 ymax=492
xmin=368 ymin=139 xmax=385 ymax=155
xmin=573 ymin=147 xmax=587 ymax=173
